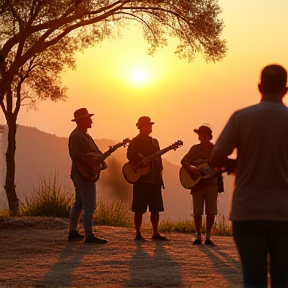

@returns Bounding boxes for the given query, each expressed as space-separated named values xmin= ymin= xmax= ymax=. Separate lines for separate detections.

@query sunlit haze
xmin=11 ymin=0 xmax=288 ymax=165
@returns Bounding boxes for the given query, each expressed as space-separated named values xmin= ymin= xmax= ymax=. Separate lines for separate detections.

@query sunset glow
xmin=3 ymin=0 xmax=288 ymax=225
xmin=132 ymin=69 xmax=147 ymax=82
xmin=16 ymin=0 xmax=288 ymax=166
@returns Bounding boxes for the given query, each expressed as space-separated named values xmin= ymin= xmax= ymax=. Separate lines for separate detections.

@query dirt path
xmin=0 ymin=217 xmax=243 ymax=288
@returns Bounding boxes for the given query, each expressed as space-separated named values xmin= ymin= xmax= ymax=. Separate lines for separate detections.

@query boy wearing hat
xmin=181 ymin=123 xmax=223 ymax=245
xmin=126 ymin=116 xmax=168 ymax=241
xmin=68 ymin=108 xmax=107 ymax=244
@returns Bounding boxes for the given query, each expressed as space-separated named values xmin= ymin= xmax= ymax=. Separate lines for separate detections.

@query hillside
xmin=0 ymin=125 xmax=235 ymax=221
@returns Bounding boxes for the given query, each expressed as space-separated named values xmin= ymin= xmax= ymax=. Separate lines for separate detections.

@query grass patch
xmin=21 ymin=171 xmax=73 ymax=218
xmin=159 ymin=219 xmax=196 ymax=233
xmin=0 ymin=208 xmax=9 ymax=219
xmin=93 ymin=200 xmax=133 ymax=228
xmin=0 ymin=171 xmax=232 ymax=236
xmin=214 ymin=215 xmax=232 ymax=236
xmin=158 ymin=215 xmax=232 ymax=236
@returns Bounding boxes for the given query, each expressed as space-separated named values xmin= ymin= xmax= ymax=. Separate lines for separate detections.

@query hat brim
xmin=137 ymin=122 xmax=155 ymax=129
xmin=193 ymin=128 xmax=212 ymax=135
xmin=71 ymin=113 xmax=94 ymax=122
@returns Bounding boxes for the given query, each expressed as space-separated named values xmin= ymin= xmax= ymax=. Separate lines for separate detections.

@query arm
xmin=209 ymin=146 xmax=236 ymax=175
xmin=181 ymin=147 xmax=201 ymax=178
xmin=126 ymin=138 xmax=143 ymax=163
xmin=69 ymin=132 xmax=102 ymax=167
xmin=209 ymin=112 xmax=238 ymax=174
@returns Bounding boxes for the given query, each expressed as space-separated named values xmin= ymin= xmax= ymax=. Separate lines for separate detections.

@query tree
xmin=0 ymin=0 xmax=226 ymax=215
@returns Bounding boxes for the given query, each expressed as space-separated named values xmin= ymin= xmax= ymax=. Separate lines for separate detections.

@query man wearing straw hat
xmin=181 ymin=123 xmax=223 ymax=246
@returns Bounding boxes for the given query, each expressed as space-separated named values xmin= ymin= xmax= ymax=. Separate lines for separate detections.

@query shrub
xmin=93 ymin=199 xmax=133 ymax=228
xmin=159 ymin=219 xmax=196 ymax=233
xmin=21 ymin=171 xmax=73 ymax=218
xmin=0 ymin=207 xmax=9 ymax=219
xmin=158 ymin=215 xmax=232 ymax=236
xmin=214 ymin=214 xmax=232 ymax=236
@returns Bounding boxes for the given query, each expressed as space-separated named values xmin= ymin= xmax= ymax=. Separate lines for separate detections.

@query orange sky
xmin=8 ymin=0 xmax=288 ymax=165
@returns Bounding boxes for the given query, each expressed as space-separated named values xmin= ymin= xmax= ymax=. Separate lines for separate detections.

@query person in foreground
xmin=181 ymin=124 xmax=223 ymax=246
xmin=68 ymin=108 xmax=107 ymax=244
xmin=126 ymin=116 xmax=168 ymax=241
xmin=209 ymin=64 xmax=288 ymax=288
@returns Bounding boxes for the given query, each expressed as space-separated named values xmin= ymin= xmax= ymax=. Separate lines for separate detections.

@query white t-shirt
xmin=215 ymin=100 xmax=288 ymax=222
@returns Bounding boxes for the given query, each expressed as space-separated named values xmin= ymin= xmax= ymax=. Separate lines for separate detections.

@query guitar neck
xmin=101 ymin=147 xmax=118 ymax=160
xmin=140 ymin=146 xmax=173 ymax=163
xmin=101 ymin=142 xmax=128 ymax=160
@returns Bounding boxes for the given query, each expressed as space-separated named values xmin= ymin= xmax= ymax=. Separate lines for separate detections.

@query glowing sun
xmin=132 ymin=69 xmax=148 ymax=82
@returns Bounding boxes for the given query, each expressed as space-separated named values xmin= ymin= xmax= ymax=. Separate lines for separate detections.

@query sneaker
xmin=192 ymin=238 xmax=202 ymax=245
xmin=68 ymin=230 xmax=84 ymax=241
xmin=84 ymin=234 xmax=108 ymax=244
xmin=204 ymin=239 xmax=216 ymax=246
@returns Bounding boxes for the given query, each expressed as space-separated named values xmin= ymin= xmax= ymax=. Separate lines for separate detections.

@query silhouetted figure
xmin=126 ymin=116 xmax=168 ymax=241
xmin=181 ymin=124 xmax=223 ymax=246
xmin=68 ymin=108 xmax=107 ymax=244
xmin=210 ymin=64 xmax=288 ymax=287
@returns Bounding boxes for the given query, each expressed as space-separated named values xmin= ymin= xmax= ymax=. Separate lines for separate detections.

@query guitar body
xmin=75 ymin=161 xmax=106 ymax=182
xmin=179 ymin=163 xmax=216 ymax=189
xmin=122 ymin=162 xmax=150 ymax=184
xmin=122 ymin=140 xmax=183 ymax=184
xmin=75 ymin=138 xmax=130 ymax=182
xmin=179 ymin=166 xmax=201 ymax=189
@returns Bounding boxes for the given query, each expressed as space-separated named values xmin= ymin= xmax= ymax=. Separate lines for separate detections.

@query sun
xmin=114 ymin=57 xmax=158 ymax=88
xmin=132 ymin=69 xmax=148 ymax=82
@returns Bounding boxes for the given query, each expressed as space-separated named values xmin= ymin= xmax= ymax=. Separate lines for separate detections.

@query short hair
xmin=260 ymin=64 xmax=287 ymax=95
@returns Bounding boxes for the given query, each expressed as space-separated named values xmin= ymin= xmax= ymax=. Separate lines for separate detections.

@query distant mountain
xmin=0 ymin=125 xmax=235 ymax=221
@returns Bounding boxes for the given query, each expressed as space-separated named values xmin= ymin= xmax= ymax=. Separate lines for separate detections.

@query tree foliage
xmin=0 ymin=0 xmax=226 ymax=214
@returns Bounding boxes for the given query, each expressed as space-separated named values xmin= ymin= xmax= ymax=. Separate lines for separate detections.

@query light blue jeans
xmin=70 ymin=168 xmax=96 ymax=237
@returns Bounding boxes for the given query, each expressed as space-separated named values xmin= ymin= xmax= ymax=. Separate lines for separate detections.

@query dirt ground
xmin=0 ymin=217 xmax=243 ymax=288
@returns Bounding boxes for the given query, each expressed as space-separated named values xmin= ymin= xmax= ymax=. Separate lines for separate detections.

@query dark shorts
xmin=132 ymin=183 xmax=164 ymax=214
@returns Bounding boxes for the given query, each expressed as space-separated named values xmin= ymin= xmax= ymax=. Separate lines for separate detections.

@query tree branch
xmin=4 ymin=0 xmax=24 ymax=30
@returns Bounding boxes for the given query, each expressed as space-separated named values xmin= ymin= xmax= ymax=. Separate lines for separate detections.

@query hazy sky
xmin=5 ymin=0 xmax=288 ymax=165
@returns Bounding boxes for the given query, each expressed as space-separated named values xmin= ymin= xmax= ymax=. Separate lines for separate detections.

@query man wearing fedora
xmin=181 ymin=123 xmax=223 ymax=246
xmin=126 ymin=116 xmax=168 ymax=241
xmin=68 ymin=108 xmax=107 ymax=244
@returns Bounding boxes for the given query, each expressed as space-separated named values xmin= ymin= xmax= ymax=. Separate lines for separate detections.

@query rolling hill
xmin=0 ymin=125 xmax=235 ymax=221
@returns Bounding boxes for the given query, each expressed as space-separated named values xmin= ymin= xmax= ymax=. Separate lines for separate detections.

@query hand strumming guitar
xmin=224 ymin=158 xmax=237 ymax=175
xmin=86 ymin=153 xmax=103 ymax=167
xmin=182 ymin=163 xmax=201 ymax=180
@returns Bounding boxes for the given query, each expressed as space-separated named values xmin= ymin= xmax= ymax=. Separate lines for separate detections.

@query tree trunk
xmin=4 ymin=117 xmax=19 ymax=216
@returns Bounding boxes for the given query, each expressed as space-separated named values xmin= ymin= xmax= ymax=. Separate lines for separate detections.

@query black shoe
xmin=192 ymin=238 xmax=202 ymax=245
xmin=152 ymin=235 xmax=169 ymax=241
xmin=68 ymin=230 xmax=84 ymax=241
xmin=204 ymin=239 xmax=216 ymax=246
xmin=84 ymin=234 xmax=108 ymax=244
xmin=134 ymin=235 xmax=145 ymax=241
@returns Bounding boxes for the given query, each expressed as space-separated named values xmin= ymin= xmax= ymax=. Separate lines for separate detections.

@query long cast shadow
xmin=33 ymin=241 xmax=95 ymax=287
xmin=127 ymin=241 xmax=182 ymax=287
xmin=197 ymin=244 xmax=242 ymax=287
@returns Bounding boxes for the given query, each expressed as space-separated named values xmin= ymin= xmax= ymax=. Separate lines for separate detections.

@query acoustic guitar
xmin=75 ymin=138 xmax=131 ymax=181
xmin=122 ymin=140 xmax=183 ymax=184
xmin=180 ymin=162 xmax=225 ymax=189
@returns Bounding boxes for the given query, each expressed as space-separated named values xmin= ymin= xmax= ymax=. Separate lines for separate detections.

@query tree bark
xmin=4 ymin=116 xmax=19 ymax=216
